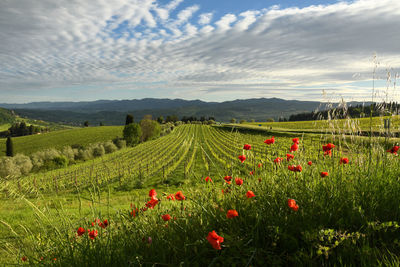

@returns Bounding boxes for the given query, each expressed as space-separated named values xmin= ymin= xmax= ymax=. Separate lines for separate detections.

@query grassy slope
xmin=1 ymin=124 xmax=400 ymax=265
xmin=0 ymin=126 xmax=123 ymax=156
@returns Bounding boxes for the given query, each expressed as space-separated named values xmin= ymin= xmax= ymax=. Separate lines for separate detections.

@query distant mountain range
xmin=0 ymin=98 xmax=370 ymax=125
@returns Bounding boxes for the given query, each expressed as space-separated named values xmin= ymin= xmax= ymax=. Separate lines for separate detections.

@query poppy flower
xmin=130 ymin=207 xmax=139 ymax=217
xmin=264 ymin=136 xmax=275 ymax=144
xmin=322 ymin=143 xmax=335 ymax=156
xmin=288 ymin=199 xmax=299 ymax=211
xmin=235 ymin=178 xmax=243 ymax=186
xmin=290 ymin=143 xmax=299 ymax=152
xmin=167 ymin=194 xmax=175 ymax=200
xmin=286 ymin=154 xmax=294 ymax=161
xmin=274 ymin=157 xmax=283 ymax=164
xmin=21 ymin=256 xmax=27 ymax=262
xmin=205 ymin=176 xmax=213 ymax=182
xmin=223 ymin=175 xmax=232 ymax=184
xmin=387 ymin=146 xmax=399 ymax=155
xmin=320 ymin=172 xmax=329 ymax=177
xmin=146 ymin=197 xmax=159 ymax=209
xmin=238 ymin=155 xmax=246 ymax=163
xmin=88 ymin=229 xmax=98 ymax=240
xmin=292 ymin=138 xmax=300 ymax=144
xmin=149 ymin=189 xmax=157 ymax=198
xmin=207 ymin=231 xmax=224 ymax=250
xmin=243 ymin=144 xmax=251 ymax=150
xmin=226 ymin=209 xmax=238 ymax=218
xmin=249 ymin=171 xmax=254 ymax=175
xmin=162 ymin=214 xmax=171 ymax=221
xmin=288 ymin=165 xmax=302 ymax=172
xmin=340 ymin=157 xmax=349 ymax=164
xmin=257 ymin=163 xmax=262 ymax=168
xmin=99 ymin=219 xmax=109 ymax=228
xmin=246 ymin=190 xmax=255 ymax=198
xmin=258 ymin=178 xmax=262 ymax=183
xmin=175 ymin=191 xmax=185 ymax=201
xmin=307 ymin=161 xmax=312 ymax=166
xmin=77 ymin=227 xmax=85 ymax=236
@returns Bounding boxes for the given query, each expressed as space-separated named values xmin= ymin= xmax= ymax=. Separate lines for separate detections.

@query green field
xmin=1 ymin=123 xmax=400 ymax=265
xmin=0 ymin=126 xmax=124 ymax=156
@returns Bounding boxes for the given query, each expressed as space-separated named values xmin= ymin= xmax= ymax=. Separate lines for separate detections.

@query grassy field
xmin=1 ymin=123 xmax=400 ymax=265
xmin=0 ymin=126 xmax=124 ymax=156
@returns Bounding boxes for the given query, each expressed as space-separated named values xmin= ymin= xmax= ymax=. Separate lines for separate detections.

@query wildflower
xmin=175 ymin=191 xmax=185 ymax=201
xmin=292 ymin=138 xmax=299 ymax=144
xmin=286 ymin=154 xmax=294 ymax=161
xmin=274 ymin=157 xmax=283 ymax=164
xmin=290 ymin=143 xmax=298 ymax=152
xmin=162 ymin=214 xmax=171 ymax=221
xmin=130 ymin=207 xmax=139 ymax=217
xmin=246 ymin=190 xmax=255 ymax=198
xmin=166 ymin=194 xmax=175 ymax=200
xmin=264 ymin=136 xmax=275 ymax=144
xmin=77 ymin=227 xmax=85 ymax=236
xmin=320 ymin=172 xmax=329 ymax=177
xmin=88 ymin=229 xmax=98 ymax=240
xmin=243 ymin=144 xmax=251 ymax=150
xmin=257 ymin=163 xmax=262 ymax=168
xmin=207 ymin=231 xmax=224 ymax=250
xmin=387 ymin=146 xmax=399 ymax=155
xmin=205 ymin=176 xmax=213 ymax=182
xmin=322 ymin=143 xmax=335 ymax=156
xmin=238 ymin=155 xmax=246 ymax=163
xmin=249 ymin=171 xmax=254 ymax=175
xmin=223 ymin=175 xmax=232 ymax=184
xmin=340 ymin=157 xmax=349 ymax=164
xmin=288 ymin=199 xmax=299 ymax=211
xmin=146 ymin=197 xmax=159 ymax=209
xmin=21 ymin=256 xmax=27 ymax=262
xmin=99 ymin=219 xmax=109 ymax=228
xmin=308 ymin=161 xmax=312 ymax=166
xmin=235 ymin=178 xmax=243 ymax=186
xmin=226 ymin=209 xmax=239 ymax=218
xmin=149 ymin=189 xmax=157 ymax=198
xmin=288 ymin=165 xmax=302 ymax=172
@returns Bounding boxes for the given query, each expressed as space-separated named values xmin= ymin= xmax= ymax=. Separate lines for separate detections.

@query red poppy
xmin=274 ymin=157 xmax=283 ymax=164
xmin=88 ymin=229 xmax=98 ymax=240
xmin=286 ymin=154 xmax=294 ymax=161
xmin=288 ymin=199 xmax=299 ymax=211
xmin=387 ymin=146 xmax=400 ymax=155
xmin=207 ymin=231 xmax=224 ymax=250
xmin=146 ymin=197 xmax=159 ymax=209
xmin=320 ymin=172 xmax=329 ymax=177
xmin=264 ymin=136 xmax=275 ymax=144
xmin=322 ymin=143 xmax=335 ymax=156
xmin=77 ymin=227 xmax=85 ymax=236
xmin=175 ymin=191 xmax=185 ymax=201
xmin=290 ymin=143 xmax=299 ymax=152
xmin=205 ymin=176 xmax=213 ymax=182
xmin=21 ymin=256 xmax=27 ymax=262
xmin=339 ymin=157 xmax=349 ymax=164
xmin=257 ymin=163 xmax=262 ymax=168
xmin=235 ymin=178 xmax=243 ymax=186
xmin=243 ymin=144 xmax=251 ymax=150
xmin=162 ymin=214 xmax=171 ymax=221
xmin=149 ymin=189 xmax=157 ymax=198
xmin=288 ymin=165 xmax=302 ymax=172
xmin=130 ymin=207 xmax=139 ymax=217
xmin=238 ymin=155 xmax=246 ymax=163
xmin=246 ymin=190 xmax=255 ymax=198
xmin=308 ymin=161 xmax=312 ymax=166
xmin=292 ymin=138 xmax=299 ymax=144
xmin=223 ymin=175 xmax=232 ymax=184
xmin=226 ymin=209 xmax=238 ymax=218
xmin=99 ymin=219 xmax=109 ymax=228
xmin=249 ymin=171 xmax=254 ymax=175
xmin=167 ymin=194 xmax=175 ymax=200
xmin=258 ymin=178 xmax=262 ymax=183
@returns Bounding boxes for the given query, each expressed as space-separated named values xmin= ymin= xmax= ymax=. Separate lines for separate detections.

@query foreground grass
xmin=0 ymin=126 xmax=123 ymax=156
xmin=2 ymin=124 xmax=400 ymax=265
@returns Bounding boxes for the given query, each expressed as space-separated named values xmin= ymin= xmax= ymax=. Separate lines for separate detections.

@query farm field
xmin=243 ymin=115 xmax=400 ymax=134
xmin=0 ymin=126 xmax=124 ymax=156
xmin=1 ymin=123 xmax=400 ymax=265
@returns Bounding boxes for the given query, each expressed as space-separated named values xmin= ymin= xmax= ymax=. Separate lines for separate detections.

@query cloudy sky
xmin=0 ymin=0 xmax=399 ymax=103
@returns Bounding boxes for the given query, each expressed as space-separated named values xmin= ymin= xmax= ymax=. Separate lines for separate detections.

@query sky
xmin=0 ymin=0 xmax=399 ymax=103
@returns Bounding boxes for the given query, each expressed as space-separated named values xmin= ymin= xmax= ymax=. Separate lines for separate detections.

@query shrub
xmin=13 ymin=154 xmax=33 ymax=175
xmin=61 ymin=146 xmax=75 ymax=162
xmin=52 ymin=156 xmax=68 ymax=168
xmin=0 ymin=157 xmax=20 ymax=179
xmin=92 ymin=144 xmax=105 ymax=157
xmin=140 ymin=120 xmax=161 ymax=142
xmin=104 ymin=141 xmax=118 ymax=154
xmin=123 ymin=123 xmax=142 ymax=146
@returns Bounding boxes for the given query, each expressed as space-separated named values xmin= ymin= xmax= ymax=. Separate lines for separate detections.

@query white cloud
xmin=198 ymin=12 xmax=213 ymax=25
xmin=215 ymin=14 xmax=237 ymax=31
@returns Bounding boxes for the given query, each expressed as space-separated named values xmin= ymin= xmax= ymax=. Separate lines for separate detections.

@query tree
xmin=157 ymin=116 xmax=164 ymax=124
xmin=140 ymin=119 xmax=161 ymax=142
xmin=123 ymin=123 xmax=142 ymax=146
xmin=99 ymin=122 xmax=104 ymax=126
xmin=6 ymin=136 xmax=14 ymax=157
xmin=230 ymin=118 xmax=236 ymax=123
xmin=267 ymin=118 xmax=275 ymax=122
xmin=125 ymin=114 xmax=134 ymax=125
xmin=84 ymin=121 xmax=89 ymax=127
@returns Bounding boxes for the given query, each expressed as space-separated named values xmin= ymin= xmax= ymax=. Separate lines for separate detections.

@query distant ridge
xmin=0 ymin=98 xmax=370 ymax=125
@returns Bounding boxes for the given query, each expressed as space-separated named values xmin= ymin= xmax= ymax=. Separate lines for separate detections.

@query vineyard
xmin=1 ymin=124 xmax=400 ymax=265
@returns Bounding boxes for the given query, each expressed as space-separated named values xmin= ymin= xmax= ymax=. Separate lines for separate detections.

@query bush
xmin=0 ymin=157 xmax=21 ymax=179
xmin=92 ymin=144 xmax=105 ymax=157
xmin=104 ymin=141 xmax=118 ymax=154
xmin=52 ymin=156 xmax=68 ymax=168
xmin=123 ymin=123 xmax=142 ymax=146
xmin=13 ymin=154 xmax=33 ymax=175
xmin=61 ymin=146 xmax=75 ymax=162
xmin=140 ymin=120 xmax=161 ymax=142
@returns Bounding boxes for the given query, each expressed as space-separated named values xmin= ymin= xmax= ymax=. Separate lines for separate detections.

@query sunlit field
xmin=1 ymin=123 xmax=400 ymax=266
